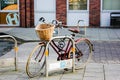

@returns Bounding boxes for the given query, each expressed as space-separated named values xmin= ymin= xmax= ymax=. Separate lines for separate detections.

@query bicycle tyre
xmin=75 ymin=38 xmax=93 ymax=69
xmin=26 ymin=43 xmax=46 ymax=78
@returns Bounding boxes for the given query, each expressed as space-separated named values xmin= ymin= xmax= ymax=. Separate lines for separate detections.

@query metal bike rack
xmin=44 ymin=36 xmax=75 ymax=77
xmin=0 ymin=35 xmax=18 ymax=71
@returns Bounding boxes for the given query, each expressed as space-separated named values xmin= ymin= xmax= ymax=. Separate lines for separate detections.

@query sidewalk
xmin=1 ymin=28 xmax=120 ymax=41
xmin=0 ymin=42 xmax=120 ymax=80
xmin=0 ymin=63 xmax=120 ymax=80
xmin=0 ymin=28 xmax=120 ymax=80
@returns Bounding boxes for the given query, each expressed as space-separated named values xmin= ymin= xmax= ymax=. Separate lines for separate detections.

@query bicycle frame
xmin=41 ymin=37 xmax=84 ymax=60
xmin=37 ymin=37 xmax=88 ymax=62
xmin=49 ymin=38 xmax=73 ymax=60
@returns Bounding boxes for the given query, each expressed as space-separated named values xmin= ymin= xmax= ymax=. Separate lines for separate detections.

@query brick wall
xmin=19 ymin=0 xmax=26 ymax=27
xmin=89 ymin=0 xmax=100 ymax=27
xmin=19 ymin=0 xmax=34 ymax=27
xmin=56 ymin=0 xmax=101 ymax=27
xmin=56 ymin=0 xmax=67 ymax=25
xmin=30 ymin=0 xmax=34 ymax=27
xmin=19 ymin=0 xmax=100 ymax=27
xmin=20 ymin=0 xmax=67 ymax=27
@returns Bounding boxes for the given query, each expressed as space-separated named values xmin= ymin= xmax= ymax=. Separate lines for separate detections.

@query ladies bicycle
xmin=26 ymin=18 xmax=93 ymax=78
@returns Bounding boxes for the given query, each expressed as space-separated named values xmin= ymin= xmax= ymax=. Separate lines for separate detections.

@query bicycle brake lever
xmin=58 ymin=21 xmax=63 ymax=29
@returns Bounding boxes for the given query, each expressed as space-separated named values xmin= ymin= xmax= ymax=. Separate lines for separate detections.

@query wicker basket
xmin=35 ymin=24 xmax=55 ymax=41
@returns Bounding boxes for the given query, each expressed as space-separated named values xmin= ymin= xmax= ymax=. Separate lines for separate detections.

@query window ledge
xmin=68 ymin=10 xmax=89 ymax=13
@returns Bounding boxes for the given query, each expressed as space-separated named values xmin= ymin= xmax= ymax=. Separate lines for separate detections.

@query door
xmin=67 ymin=0 xmax=89 ymax=26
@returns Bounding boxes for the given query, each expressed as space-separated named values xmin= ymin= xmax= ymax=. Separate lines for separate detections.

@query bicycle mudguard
xmin=75 ymin=38 xmax=90 ymax=44
xmin=75 ymin=38 xmax=94 ymax=51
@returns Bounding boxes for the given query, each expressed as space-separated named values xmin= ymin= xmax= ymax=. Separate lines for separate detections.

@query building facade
xmin=0 ymin=0 xmax=120 ymax=27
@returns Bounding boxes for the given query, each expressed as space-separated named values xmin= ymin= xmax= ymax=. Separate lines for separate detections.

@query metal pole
xmin=45 ymin=49 xmax=48 ymax=77
xmin=72 ymin=39 xmax=75 ymax=72
xmin=0 ymin=35 xmax=18 ymax=71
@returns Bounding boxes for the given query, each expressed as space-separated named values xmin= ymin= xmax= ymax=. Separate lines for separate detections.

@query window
xmin=0 ymin=0 xmax=19 ymax=26
xmin=103 ymin=0 xmax=120 ymax=10
xmin=69 ymin=0 xmax=87 ymax=10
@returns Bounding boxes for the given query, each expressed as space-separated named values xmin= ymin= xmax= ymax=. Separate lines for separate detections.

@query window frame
xmin=101 ymin=0 xmax=120 ymax=12
xmin=0 ymin=0 xmax=20 ymax=26
xmin=67 ymin=0 xmax=89 ymax=13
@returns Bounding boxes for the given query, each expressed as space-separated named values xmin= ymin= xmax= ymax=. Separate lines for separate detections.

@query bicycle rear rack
xmin=0 ymin=35 xmax=18 ymax=71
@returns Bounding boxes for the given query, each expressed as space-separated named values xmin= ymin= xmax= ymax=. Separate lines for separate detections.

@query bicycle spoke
xmin=26 ymin=44 xmax=45 ymax=78
xmin=75 ymin=39 xmax=92 ymax=69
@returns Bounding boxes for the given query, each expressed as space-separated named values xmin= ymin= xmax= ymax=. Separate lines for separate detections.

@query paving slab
xmin=104 ymin=64 xmax=120 ymax=80
xmin=0 ymin=28 xmax=120 ymax=80
xmin=0 ymin=63 xmax=120 ymax=80
xmin=1 ymin=28 xmax=120 ymax=41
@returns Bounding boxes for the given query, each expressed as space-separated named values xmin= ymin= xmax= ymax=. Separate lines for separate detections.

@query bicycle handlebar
xmin=39 ymin=17 xmax=45 ymax=23
xmin=52 ymin=20 xmax=63 ymax=29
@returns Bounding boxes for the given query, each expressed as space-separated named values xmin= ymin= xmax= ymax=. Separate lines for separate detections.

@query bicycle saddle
xmin=68 ymin=28 xmax=80 ymax=33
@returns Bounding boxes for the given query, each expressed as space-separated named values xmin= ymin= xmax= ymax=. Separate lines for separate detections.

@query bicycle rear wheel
xmin=75 ymin=38 xmax=93 ymax=69
xmin=26 ymin=43 xmax=46 ymax=78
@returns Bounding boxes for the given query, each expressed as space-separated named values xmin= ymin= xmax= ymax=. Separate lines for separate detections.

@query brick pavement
xmin=91 ymin=41 xmax=120 ymax=63
xmin=0 ymin=41 xmax=120 ymax=80
xmin=0 ymin=28 xmax=120 ymax=80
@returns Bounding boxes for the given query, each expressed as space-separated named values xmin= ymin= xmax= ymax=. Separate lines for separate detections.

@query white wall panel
xmin=35 ymin=0 xmax=55 ymax=11
xmin=67 ymin=12 xmax=89 ymax=26
xmin=34 ymin=0 xmax=56 ymax=25
xmin=101 ymin=12 xmax=110 ymax=27
xmin=34 ymin=13 xmax=56 ymax=26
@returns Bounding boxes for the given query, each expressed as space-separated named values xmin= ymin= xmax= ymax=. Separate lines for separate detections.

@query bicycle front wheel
xmin=75 ymin=38 xmax=93 ymax=69
xmin=26 ymin=43 xmax=46 ymax=78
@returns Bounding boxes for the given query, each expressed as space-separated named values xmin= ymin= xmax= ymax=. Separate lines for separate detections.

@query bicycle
xmin=26 ymin=18 xmax=93 ymax=78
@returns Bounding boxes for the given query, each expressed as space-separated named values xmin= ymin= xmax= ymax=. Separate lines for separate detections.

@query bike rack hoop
xmin=0 ymin=35 xmax=18 ymax=71
xmin=44 ymin=36 xmax=75 ymax=77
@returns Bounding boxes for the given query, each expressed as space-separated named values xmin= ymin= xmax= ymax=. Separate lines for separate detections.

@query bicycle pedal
xmin=77 ymin=58 xmax=80 ymax=61
xmin=41 ymin=73 xmax=44 ymax=75
xmin=64 ymin=68 xmax=69 ymax=71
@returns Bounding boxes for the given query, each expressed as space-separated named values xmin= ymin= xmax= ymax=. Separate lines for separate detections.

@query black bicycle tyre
xmin=75 ymin=38 xmax=93 ymax=70
xmin=26 ymin=43 xmax=45 ymax=78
